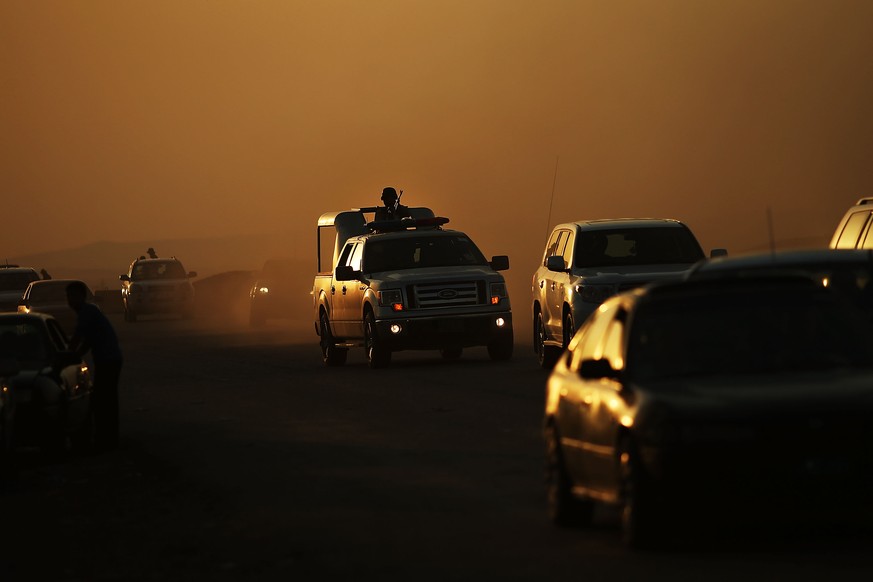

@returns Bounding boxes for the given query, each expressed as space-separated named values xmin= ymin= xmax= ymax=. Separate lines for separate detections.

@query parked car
xmin=0 ymin=312 xmax=94 ymax=457
xmin=532 ymin=218 xmax=724 ymax=368
xmin=18 ymin=279 xmax=97 ymax=336
xmin=249 ymin=259 xmax=296 ymax=326
xmin=687 ymin=248 xmax=873 ymax=314
xmin=544 ymin=275 xmax=873 ymax=548
xmin=0 ymin=266 xmax=41 ymax=313
xmin=120 ymin=257 xmax=197 ymax=322
xmin=830 ymin=197 xmax=873 ymax=249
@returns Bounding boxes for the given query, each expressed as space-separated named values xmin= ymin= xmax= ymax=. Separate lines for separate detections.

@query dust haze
xmin=3 ymin=1 xmax=873 ymax=342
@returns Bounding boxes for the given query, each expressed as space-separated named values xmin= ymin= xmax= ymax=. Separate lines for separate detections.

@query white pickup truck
xmin=312 ymin=206 xmax=513 ymax=368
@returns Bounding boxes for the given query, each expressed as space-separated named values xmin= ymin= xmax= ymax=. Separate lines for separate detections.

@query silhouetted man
xmin=375 ymin=187 xmax=410 ymax=220
xmin=66 ymin=281 xmax=123 ymax=451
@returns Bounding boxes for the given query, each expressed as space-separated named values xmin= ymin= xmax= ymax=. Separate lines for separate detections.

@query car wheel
xmin=440 ymin=347 xmax=463 ymax=360
xmin=487 ymin=329 xmax=513 ymax=361
xmin=562 ymin=311 xmax=575 ymax=349
xmin=535 ymin=310 xmax=560 ymax=369
xmin=319 ymin=312 xmax=348 ymax=367
xmin=620 ymin=438 xmax=657 ymax=549
xmin=545 ymin=424 xmax=593 ymax=526
xmin=364 ymin=311 xmax=391 ymax=368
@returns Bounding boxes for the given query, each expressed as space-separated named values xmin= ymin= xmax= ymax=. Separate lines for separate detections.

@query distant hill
xmin=8 ymin=233 xmax=311 ymax=291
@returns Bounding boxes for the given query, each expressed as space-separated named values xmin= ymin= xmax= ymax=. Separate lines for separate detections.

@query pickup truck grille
xmin=411 ymin=281 xmax=482 ymax=308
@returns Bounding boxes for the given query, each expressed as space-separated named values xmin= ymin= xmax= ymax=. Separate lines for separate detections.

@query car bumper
xmin=375 ymin=311 xmax=513 ymax=350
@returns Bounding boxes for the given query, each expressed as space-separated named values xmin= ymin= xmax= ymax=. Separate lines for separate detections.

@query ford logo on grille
xmin=438 ymin=289 xmax=458 ymax=299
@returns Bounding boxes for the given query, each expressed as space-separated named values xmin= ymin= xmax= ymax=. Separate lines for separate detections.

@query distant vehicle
xmin=831 ymin=197 xmax=873 ymax=249
xmin=0 ymin=266 xmax=41 ymax=313
xmin=0 ymin=312 xmax=95 ymax=457
xmin=688 ymin=248 xmax=873 ymax=314
xmin=532 ymin=218 xmax=724 ymax=369
xmin=312 ymin=206 xmax=513 ymax=368
xmin=249 ymin=259 xmax=297 ymax=327
xmin=543 ymin=276 xmax=873 ymax=548
xmin=18 ymin=279 xmax=97 ymax=335
xmin=119 ymin=257 xmax=197 ymax=322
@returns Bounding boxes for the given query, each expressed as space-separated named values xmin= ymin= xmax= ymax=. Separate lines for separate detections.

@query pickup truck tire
xmin=320 ymin=312 xmax=348 ymax=366
xmin=364 ymin=311 xmax=391 ymax=368
xmin=487 ymin=331 xmax=513 ymax=361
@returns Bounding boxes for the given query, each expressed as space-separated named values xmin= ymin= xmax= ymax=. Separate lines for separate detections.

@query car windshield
xmin=628 ymin=286 xmax=873 ymax=381
xmin=132 ymin=261 xmax=187 ymax=280
xmin=364 ymin=235 xmax=488 ymax=272
xmin=575 ymin=227 xmax=704 ymax=268
xmin=0 ymin=321 xmax=48 ymax=366
xmin=0 ymin=272 xmax=40 ymax=292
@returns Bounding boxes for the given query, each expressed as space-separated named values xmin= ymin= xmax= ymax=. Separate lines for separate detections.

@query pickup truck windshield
xmin=364 ymin=235 xmax=489 ymax=272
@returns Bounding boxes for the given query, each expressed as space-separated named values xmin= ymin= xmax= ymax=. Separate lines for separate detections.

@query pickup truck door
xmin=331 ymin=242 xmax=357 ymax=338
xmin=341 ymin=242 xmax=366 ymax=339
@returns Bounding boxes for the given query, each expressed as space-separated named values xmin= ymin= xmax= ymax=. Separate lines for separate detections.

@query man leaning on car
xmin=66 ymin=280 xmax=123 ymax=451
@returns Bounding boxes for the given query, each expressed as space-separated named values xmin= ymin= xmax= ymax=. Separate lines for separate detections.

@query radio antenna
xmin=544 ymin=156 xmax=559 ymax=238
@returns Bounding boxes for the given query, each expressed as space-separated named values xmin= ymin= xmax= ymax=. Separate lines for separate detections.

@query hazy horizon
xmin=3 ymin=1 xmax=872 ymax=273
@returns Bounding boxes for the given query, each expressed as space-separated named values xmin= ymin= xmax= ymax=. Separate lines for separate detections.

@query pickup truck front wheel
xmin=364 ymin=312 xmax=391 ymax=369
xmin=320 ymin=312 xmax=348 ymax=366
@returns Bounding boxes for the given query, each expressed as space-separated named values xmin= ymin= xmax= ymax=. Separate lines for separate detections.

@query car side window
xmin=337 ymin=243 xmax=355 ymax=268
xmin=543 ymin=230 xmax=568 ymax=265
xmin=562 ymin=230 xmax=575 ymax=269
xmin=349 ymin=243 xmax=364 ymax=272
xmin=835 ymin=211 xmax=871 ymax=249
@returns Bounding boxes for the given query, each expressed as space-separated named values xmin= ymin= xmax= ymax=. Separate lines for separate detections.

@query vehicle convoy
xmin=312 ymin=206 xmax=513 ymax=368
xmin=119 ymin=256 xmax=197 ymax=322
xmin=532 ymin=218 xmax=725 ymax=369
xmin=544 ymin=275 xmax=873 ymax=548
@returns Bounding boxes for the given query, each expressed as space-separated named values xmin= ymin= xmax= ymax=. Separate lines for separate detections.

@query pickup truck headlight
xmin=489 ymin=282 xmax=507 ymax=305
xmin=575 ymin=284 xmax=614 ymax=304
xmin=378 ymin=289 xmax=404 ymax=312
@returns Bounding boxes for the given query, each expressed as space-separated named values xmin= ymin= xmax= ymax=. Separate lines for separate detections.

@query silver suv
xmin=532 ymin=218 xmax=721 ymax=368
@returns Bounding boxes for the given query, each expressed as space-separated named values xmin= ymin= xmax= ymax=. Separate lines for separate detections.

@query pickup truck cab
xmin=313 ymin=206 xmax=513 ymax=368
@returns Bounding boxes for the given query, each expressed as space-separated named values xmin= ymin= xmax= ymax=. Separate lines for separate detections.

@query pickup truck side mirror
xmin=490 ymin=255 xmax=510 ymax=271
xmin=546 ymin=255 xmax=566 ymax=272
xmin=710 ymin=248 xmax=728 ymax=258
xmin=579 ymin=358 xmax=621 ymax=380
xmin=334 ymin=265 xmax=359 ymax=281
xmin=119 ymin=274 xmax=131 ymax=282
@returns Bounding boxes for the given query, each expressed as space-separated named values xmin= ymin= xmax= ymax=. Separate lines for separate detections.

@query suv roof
xmin=559 ymin=218 xmax=689 ymax=231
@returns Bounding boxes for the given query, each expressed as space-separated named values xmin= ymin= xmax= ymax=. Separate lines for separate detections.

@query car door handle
xmin=539 ymin=280 xmax=545 ymax=289
xmin=331 ymin=285 xmax=336 ymax=295
xmin=550 ymin=282 xmax=556 ymax=291
xmin=342 ymin=286 xmax=347 ymax=295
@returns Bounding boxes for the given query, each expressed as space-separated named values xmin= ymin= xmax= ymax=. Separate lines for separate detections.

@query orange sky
xmin=3 ymin=1 xmax=873 ymax=270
